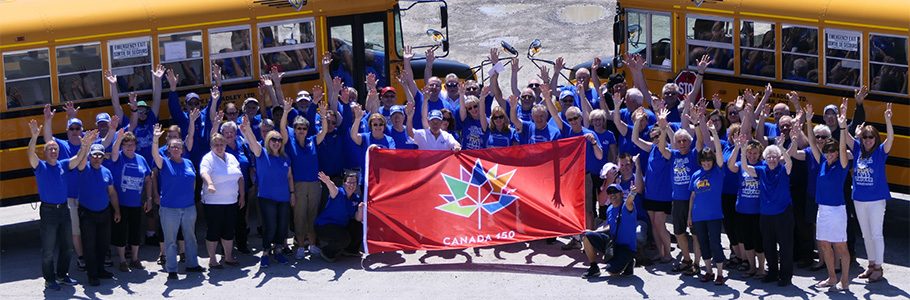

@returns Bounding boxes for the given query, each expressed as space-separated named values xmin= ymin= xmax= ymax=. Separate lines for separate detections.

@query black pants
xmin=345 ymin=221 xmax=363 ymax=253
xmin=80 ymin=206 xmax=111 ymax=280
xmin=204 ymin=203 xmax=238 ymax=242
xmin=40 ymin=204 xmax=73 ymax=282
xmin=791 ymin=194 xmax=814 ymax=262
xmin=721 ymin=194 xmax=739 ymax=246
xmin=111 ymin=206 xmax=142 ymax=247
xmin=760 ymin=207 xmax=794 ymax=281
xmin=315 ymin=223 xmax=351 ymax=258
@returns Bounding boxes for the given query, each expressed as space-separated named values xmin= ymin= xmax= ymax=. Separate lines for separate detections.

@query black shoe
xmin=622 ymin=259 xmax=636 ymax=276
xmin=179 ymin=253 xmax=186 ymax=263
xmin=56 ymin=276 xmax=78 ymax=286
xmin=236 ymin=244 xmax=251 ymax=254
xmin=104 ymin=255 xmax=113 ymax=267
xmin=583 ymin=264 xmax=601 ymax=278
xmin=97 ymin=270 xmax=114 ymax=279
xmin=45 ymin=281 xmax=61 ymax=291
xmin=77 ymin=257 xmax=86 ymax=271
xmin=545 ymin=238 xmax=557 ymax=245
xmin=157 ymin=255 xmax=166 ymax=266
xmin=88 ymin=278 xmax=100 ymax=287
xmin=762 ymin=272 xmax=779 ymax=283
xmin=777 ymin=277 xmax=792 ymax=287
xmin=185 ymin=266 xmax=206 ymax=273
xmin=167 ymin=272 xmax=178 ymax=280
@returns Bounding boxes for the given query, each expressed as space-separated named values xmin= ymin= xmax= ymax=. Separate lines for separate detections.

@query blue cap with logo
xmin=390 ymin=105 xmax=405 ymax=116
xmin=95 ymin=112 xmax=111 ymax=124
xmin=89 ymin=143 xmax=105 ymax=155
xmin=428 ymin=109 xmax=443 ymax=121
xmin=67 ymin=118 xmax=83 ymax=128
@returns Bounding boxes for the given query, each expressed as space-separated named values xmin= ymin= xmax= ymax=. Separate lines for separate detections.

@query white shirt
xmin=199 ymin=152 xmax=242 ymax=205
xmin=412 ymin=129 xmax=459 ymax=150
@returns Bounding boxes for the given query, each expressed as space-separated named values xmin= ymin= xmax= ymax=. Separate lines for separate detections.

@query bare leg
xmin=582 ymin=237 xmax=596 ymax=262
xmin=117 ymin=246 xmax=126 ymax=263
xmin=677 ymin=233 xmax=691 ymax=263
xmin=817 ymin=241 xmax=836 ymax=287
xmin=757 ymin=253 xmax=767 ymax=276
xmin=206 ymin=241 xmax=219 ymax=266
xmin=834 ymin=242 xmax=850 ymax=290
xmin=221 ymin=239 xmax=235 ymax=263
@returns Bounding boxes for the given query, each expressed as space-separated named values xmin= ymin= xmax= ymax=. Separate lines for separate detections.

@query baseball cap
xmin=390 ymin=105 xmax=405 ymax=116
xmin=559 ymin=90 xmax=575 ymax=100
xmin=185 ymin=93 xmax=201 ymax=102
xmin=606 ymin=184 xmax=623 ymax=194
xmin=607 ymin=73 xmax=625 ymax=88
xmin=89 ymin=144 xmax=105 ymax=155
xmin=824 ymin=104 xmax=838 ymax=114
xmin=380 ymin=86 xmax=396 ymax=95
xmin=428 ymin=109 xmax=443 ymax=121
xmin=136 ymin=101 xmax=149 ymax=108
xmin=599 ymin=162 xmax=618 ymax=179
xmin=95 ymin=112 xmax=111 ymax=124
xmin=67 ymin=118 xmax=83 ymax=128
xmin=296 ymin=91 xmax=312 ymax=102
xmin=243 ymin=97 xmax=259 ymax=107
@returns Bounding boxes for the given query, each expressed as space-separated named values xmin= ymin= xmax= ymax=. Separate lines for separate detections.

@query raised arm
xmin=624 ymin=53 xmax=652 ymax=105
xmin=111 ymin=128 xmax=126 ymax=162
xmin=423 ymin=47 xmax=436 ymax=84
xmin=656 ymin=110 xmax=672 ymax=159
xmin=783 ymin=137 xmax=794 ymax=175
xmin=884 ymin=102 xmax=893 ymax=153
xmin=740 ymin=142 xmax=757 ymax=177
xmin=27 ymin=120 xmax=42 ymax=168
xmin=185 ymin=108 xmax=200 ymax=152
xmin=350 ymin=103 xmax=364 ymax=146
xmin=148 ymin=66 xmax=165 ymax=116
xmin=42 ymin=104 xmax=55 ymax=143
xmin=420 ymin=86 xmax=430 ymax=130
xmin=508 ymin=95 xmax=522 ymax=130
xmin=151 ymin=124 xmax=164 ymax=169
xmin=848 ymin=85 xmax=867 ymax=134
xmin=630 ymin=113 xmax=652 ymax=152
xmin=839 ymin=117 xmax=849 ymax=169
xmin=165 ymin=69 xmax=189 ymax=130
xmin=208 ymin=86 xmax=221 ymax=125
xmin=458 ymin=83 xmax=468 ymax=121
xmin=100 ymin=115 xmax=120 ymax=149
xmin=318 ymin=172 xmax=338 ymax=198
xmin=104 ymin=70 xmax=124 ymax=120
xmin=239 ymin=116 xmax=261 ymax=157
xmin=548 ymin=57 xmax=564 ymax=94
xmin=841 ymin=98 xmax=857 ymax=150
xmin=315 ymin=103 xmax=329 ymax=145
xmin=401 ymin=46 xmax=420 ymax=95
xmin=728 ymin=135 xmax=743 ymax=173
xmin=687 ymin=55 xmax=712 ymax=109
xmin=612 ymin=92 xmax=629 ymax=137
xmin=578 ymin=82 xmax=594 ymax=128
xmin=708 ymin=123 xmax=723 ymax=167
xmin=590 ymin=57 xmax=603 ymax=94
xmin=269 ymin=66 xmax=285 ymax=108
xmin=540 ymin=84 xmax=561 ymax=131
xmin=126 ymin=93 xmax=139 ymax=132
xmin=280 ymin=96 xmax=291 ymax=147
xmin=405 ymin=100 xmax=416 ymax=139
xmin=510 ymin=57 xmax=521 ymax=97
xmin=479 ymin=85 xmax=489 ymax=131
xmin=804 ymin=104 xmax=821 ymax=163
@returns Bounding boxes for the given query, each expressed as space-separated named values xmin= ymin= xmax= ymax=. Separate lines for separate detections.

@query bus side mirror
xmin=443 ymin=40 xmax=449 ymax=52
xmin=440 ymin=6 xmax=448 ymax=28
xmin=613 ymin=19 xmax=625 ymax=45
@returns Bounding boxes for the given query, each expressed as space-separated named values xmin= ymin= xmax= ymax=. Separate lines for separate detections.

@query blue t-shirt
xmin=764 ymin=122 xmax=779 ymax=139
xmin=756 ymin=165 xmax=791 ymax=215
xmin=387 ymin=126 xmax=417 ymax=150
xmin=485 ymin=128 xmax=517 ymax=148
xmin=617 ymin=124 xmax=650 ymax=159
xmin=588 ymin=129 xmax=616 ymax=174
xmin=606 ymin=203 xmax=638 ymax=250
xmin=804 ymin=149 xmax=820 ymax=200
xmin=341 ymin=111 xmax=366 ymax=171
xmin=619 ymin=108 xmax=656 ymax=128
xmin=317 ymin=130 xmax=345 ymax=176
xmin=644 ymin=146 xmax=673 ymax=202
xmin=816 ymin=155 xmax=849 ymax=206
xmin=109 ymin=153 xmax=151 ymax=207
xmin=516 ymin=106 xmax=533 ymax=122
xmin=34 ymin=159 xmax=72 ymax=204
xmin=254 ymin=153 xmax=290 ymax=202
xmin=286 ymin=134 xmax=320 ymax=182
xmin=561 ymin=127 xmax=603 ymax=174
xmin=518 ymin=121 xmax=560 ymax=145
xmin=134 ymin=112 xmax=158 ymax=161
xmin=158 ymin=158 xmax=196 ymax=208
xmin=224 ymin=136 xmax=251 ymax=189
xmin=852 ymin=141 xmax=890 ymax=201
xmin=315 ymin=187 xmax=356 ymax=226
xmin=353 ymin=132 xmax=395 ymax=170
xmin=721 ymin=141 xmax=740 ymax=195
xmin=736 ymin=161 xmax=763 ymax=214
xmin=55 ymin=138 xmax=82 ymax=198
xmin=460 ymin=115 xmax=485 ymax=150
xmin=690 ymin=166 xmax=725 ymax=222
xmin=77 ymin=166 xmax=113 ymax=212
xmin=670 ymin=149 xmax=699 ymax=200
xmin=618 ymin=174 xmax=649 ymax=223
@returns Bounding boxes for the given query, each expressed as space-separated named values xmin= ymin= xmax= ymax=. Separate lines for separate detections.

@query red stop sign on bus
xmin=674 ymin=70 xmax=702 ymax=102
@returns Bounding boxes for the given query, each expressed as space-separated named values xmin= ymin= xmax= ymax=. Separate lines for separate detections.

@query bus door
xmin=327 ymin=12 xmax=389 ymax=103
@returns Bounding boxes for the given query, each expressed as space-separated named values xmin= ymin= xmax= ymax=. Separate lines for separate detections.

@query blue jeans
xmin=160 ymin=206 xmax=199 ymax=272
xmin=693 ymin=219 xmax=725 ymax=264
xmin=259 ymin=198 xmax=289 ymax=252
xmin=40 ymin=204 xmax=73 ymax=282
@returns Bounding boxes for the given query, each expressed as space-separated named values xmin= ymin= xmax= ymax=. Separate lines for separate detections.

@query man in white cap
xmin=406 ymin=108 xmax=460 ymax=151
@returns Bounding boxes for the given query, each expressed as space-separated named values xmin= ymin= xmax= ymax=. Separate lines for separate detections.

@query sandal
xmin=867 ymin=266 xmax=884 ymax=283
xmin=754 ymin=272 xmax=767 ymax=279
xmin=737 ymin=263 xmax=750 ymax=272
xmin=815 ymin=280 xmax=835 ymax=288
xmin=683 ymin=265 xmax=700 ymax=276
xmin=672 ymin=260 xmax=693 ymax=273
xmin=224 ymin=260 xmax=240 ymax=266
xmin=700 ymin=273 xmax=714 ymax=283
xmin=744 ymin=269 xmax=757 ymax=278
xmin=714 ymin=274 xmax=727 ymax=285
xmin=858 ymin=263 xmax=874 ymax=279
xmin=209 ymin=263 xmax=224 ymax=270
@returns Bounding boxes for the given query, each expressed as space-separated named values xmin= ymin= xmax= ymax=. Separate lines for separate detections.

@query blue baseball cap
xmin=67 ymin=118 xmax=83 ymax=128
xmin=95 ymin=112 xmax=111 ymax=124
xmin=559 ymin=89 xmax=575 ymax=100
xmin=428 ymin=109 xmax=443 ymax=121
xmin=390 ymin=105 xmax=405 ymax=116
xmin=185 ymin=93 xmax=201 ymax=103
xmin=606 ymin=184 xmax=623 ymax=194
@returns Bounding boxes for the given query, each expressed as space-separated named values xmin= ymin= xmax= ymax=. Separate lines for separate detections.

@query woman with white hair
xmin=740 ymin=133 xmax=795 ymax=287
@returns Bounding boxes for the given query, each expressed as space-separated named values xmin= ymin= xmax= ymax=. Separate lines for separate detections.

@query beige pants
xmin=67 ymin=198 xmax=80 ymax=235
xmin=292 ymin=181 xmax=323 ymax=243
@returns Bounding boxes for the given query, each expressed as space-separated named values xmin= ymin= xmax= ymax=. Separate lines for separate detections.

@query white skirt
xmin=816 ymin=204 xmax=847 ymax=243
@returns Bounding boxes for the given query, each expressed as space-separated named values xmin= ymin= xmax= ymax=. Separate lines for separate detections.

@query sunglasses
xmin=371 ymin=123 xmax=385 ymax=127
xmin=269 ymin=138 xmax=283 ymax=143
xmin=527 ymin=83 xmax=540 ymax=88
xmin=90 ymin=153 xmax=104 ymax=158
xmin=467 ymin=105 xmax=478 ymax=111
xmin=520 ymin=95 xmax=535 ymax=100
xmin=68 ymin=127 xmax=82 ymax=131
xmin=862 ymin=135 xmax=876 ymax=140
xmin=187 ymin=101 xmax=201 ymax=106
xmin=823 ymin=149 xmax=838 ymax=154
xmin=567 ymin=116 xmax=580 ymax=122
xmin=445 ymin=83 xmax=458 ymax=88
xmin=561 ymin=98 xmax=574 ymax=103
xmin=295 ymin=126 xmax=309 ymax=131
xmin=663 ymin=91 xmax=679 ymax=96
xmin=492 ymin=115 xmax=505 ymax=120
xmin=137 ymin=108 xmax=149 ymax=114
xmin=815 ymin=135 xmax=829 ymax=139
xmin=466 ymin=87 xmax=479 ymax=92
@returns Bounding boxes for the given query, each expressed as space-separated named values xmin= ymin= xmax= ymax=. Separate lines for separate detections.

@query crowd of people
xmin=30 ymin=44 xmax=894 ymax=292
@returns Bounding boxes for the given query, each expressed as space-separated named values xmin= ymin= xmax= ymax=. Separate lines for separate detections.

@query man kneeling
xmin=582 ymin=184 xmax=638 ymax=278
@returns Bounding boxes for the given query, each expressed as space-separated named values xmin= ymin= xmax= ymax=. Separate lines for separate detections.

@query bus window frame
xmin=738 ymin=19 xmax=776 ymax=80
xmin=685 ymin=14 xmax=735 ymax=75
xmin=626 ymin=9 xmax=673 ymax=71
xmin=257 ymin=17 xmax=318 ymax=76
xmin=55 ymin=42 xmax=105 ymax=104
xmin=209 ymin=25 xmax=254 ymax=84
xmin=823 ymin=28 xmax=863 ymax=90
xmin=158 ymin=30 xmax=205 ymax=89
xmin=107 ymin=36 xmax=154 ymax=95
xmin=780 ymin=23 xmax=820 ymax=86
xmin=867 ymin=32 xmax=909 ymax=96
xmin=2 ymin=47 xmax=53 ymax=110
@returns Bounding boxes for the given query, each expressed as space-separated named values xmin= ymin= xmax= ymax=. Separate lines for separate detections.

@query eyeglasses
xmin=492 ymin=115 xmax=505 ymax=120
xmin=67 ymin=127 xmax=82 ymax=131
xmin=295 ymin=126 xmax=309 ymax=131
xmin=467 ymin=105 xmax=478 ymax=111
xmin=187 ymin=101 xmax=201 ymax=107
xmin=520 ymin=95 xmax=535 ymax=100
xmin=814 ymin=135 xmax=829 ymax=139
xmin=445 ymin=83 xmax=458 ymax=88
xmin=137 ymin=108 xmax=149 ymax=114
xmin=527 ymin=83 xmax=540 ymax=88
xmin=466 ymin=87 xmax=479 ymax=92
xmin=561 ymin=98 xmax=574 ymax=103
xmin=269 ymin=138 xmax=283 ymax=143
xmin=567 ymin=116 xmax=580 ymax=122
xmin=90 ymin=153 xmax=104 ymax=158
xmin=862 ymin=135 xmax=876 ymax=140
xmin=663 ymin=91 xmax=679 ymax=96
xmin=371 ymin=123 xmax=385 ymax=127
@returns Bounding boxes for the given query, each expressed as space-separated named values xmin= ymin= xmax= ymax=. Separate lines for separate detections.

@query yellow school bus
xmin=0 ymin=0 xmax=469 ymax=205
xmin=615 ymin=0 xmax=909 ymax=193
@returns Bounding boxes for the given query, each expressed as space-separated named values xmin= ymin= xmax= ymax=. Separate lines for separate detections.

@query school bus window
xmin=740 ymin=21 xmax=775 ymax=78
xmin=869 ymin=34 xmax=908 ymax=94
xmin=56 ymin=43 xmax=104 ymax=102
xmin=363 ymin=21 xmax=389 ymax=88
xmin=3 ymin=49 xmax=52 ymax=109
xmin=686 ymin=16 xmax=734 ymax=72
xmin=210 ymin=26 xmax=252 ymax=81
xmin=159 ymin=31 xmax=204 ymax=89
xmin=329 ymin=24 xmax=355 ymax=87
xmin=626 ymin=11 xmax=648 ymax=56
xmin=650 ymin=14 xmax=671 ymax=68
xmin=259 ymin=18 xmax=317 ymax=75
xmin=824 ymin=29 xmax=861 ymax=88
xmin=781 ymin=25 xmax=819 ymax=84
xmin=108 ymin=37 xmax=153 ymax=93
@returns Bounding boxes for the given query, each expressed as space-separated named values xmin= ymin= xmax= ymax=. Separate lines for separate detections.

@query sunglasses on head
xmin=527 ymin=83 xmax=540 ymax=88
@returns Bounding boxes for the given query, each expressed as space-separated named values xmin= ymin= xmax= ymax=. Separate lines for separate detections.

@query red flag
xmin=364 ymin=136 xmax=587 ymax=254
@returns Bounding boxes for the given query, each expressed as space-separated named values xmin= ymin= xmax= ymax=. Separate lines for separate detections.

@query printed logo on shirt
xmin=741 ymin=174 xmax=760 ymax=198
xmin=465 ymin=126 xmax=484 ymax=149
xmin=855 ymin=156 xmax=874 ymax=186
xmin=695 ymin=178 xmax=711 ymax=192
xmin=673 ymin=157 xmax=692 ymax=185
xmin=437 ymin=160 xmax=519 ymax=229
xmin=119 ymin=162 xmax=145 ymax=192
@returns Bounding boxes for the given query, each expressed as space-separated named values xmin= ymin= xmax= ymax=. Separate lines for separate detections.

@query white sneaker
xmin=308 ymin=245 xmax=322 ymax=257
xmin=295 ymin=248 xmax=307 ymax=260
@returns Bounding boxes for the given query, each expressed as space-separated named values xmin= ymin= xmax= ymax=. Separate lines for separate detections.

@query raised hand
xmin=854 ymin=122 xmax=864 ymax=138
xmin=64 ymin=101 xmax=78 ymax=118
xmin=657 ymin=108 xmax=670 ymax=128
xmin=29 ymin=119 xmax=42 ymax=138
xmin=787 ymin=91 xmax=800 ymax=107
xmin=339 ymin=86 xmax=351 ymax=104
xmin=82 ymin=130 xmax=99 ymax=145
xmin=425 ymin=47 xmax=436 ymax=65
xmin=259 ymin=74 xmax=273 ymax=87
xmin=489 ymin=47 xmax=500 ymax=63
xmin=312 ymin=85 xmax=324 ymax=104
xmin=214 ymin=110 xmax=225 ymax=124
xmin=539 ymin=82 xmax=551 ymax=99
xmin=153 ymin=124 xmax=163 ymax=138
xmin=711 ymin=93 xmax=722 ymax=110
xmin=837 ymin=105 xmax=848 ymax=128
xmin=321 ymin=51 xmax=333 ymax=67
xmin=189 ymin=108 xmax=201 ymax=124
xmin=352 ymin=103 xmax=364 ymax=119
xmin=332 ymin=76 xmax=343 ymax=95
xmin=855 ymin=85 xmax=868 ymax=106
xmin=269 ymin=65 xmax=284 ymax=84
xmin=508 ymin=94 xmax=518 ymax=108
xmin=457 ymin=82 xmax=466 ymax=97
xmin=885 ymin=102 xmax=892 ymax=121
xmin=742 ymin=89 xmax=756 ymax=105
xmin=128 ymin=92 xmax=139 ymax=111
xmin=210 ymin=86 xmax=220 ymax=101
xmin=511 ymin=57 xmax=520 ymax=73
xmin=538 ymin=65 xmax=550 ymax=81
xmin=622 ymin=53 xmax=644 ymax=71
xmin=592 ymin=56 xmax=601 ymax=70
xmin=696 ymin=54 xmax=713 ymax=74
xmin=804 ymin=104 xmax=813 ymax=122
xmin=283 ymin=96 xmax=294 ymax=112
xmin=763 ymin=83 xmax=773 ymax=99
xmin=554 ymin=56 xmax=565 ymax=71
xmin=166 ymin=69 xmax=179 ymax=89
xmin=152 ymin=64 xmax=165 ymax=79
xmin=104 ymin=70 xmax=117 ymax=84
xmin=405 ymin=100 xmax=415 ymax=116
xmin=365 ymin=73 xmax=377 ymax=92
xmin=317 ymin=171 xmax=332 ymax=184
xmin=612 ymin=91 xmax=622 ymax=109
xmin=110 ymin=115 xmax=121 ymax=131
xmin=211 ymin=63 xmax=222 ymax=83
xmin=43 ymin=104 xmax=55 ymax=121
xmin=403 ymin=45 xmax=414 ymax=62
